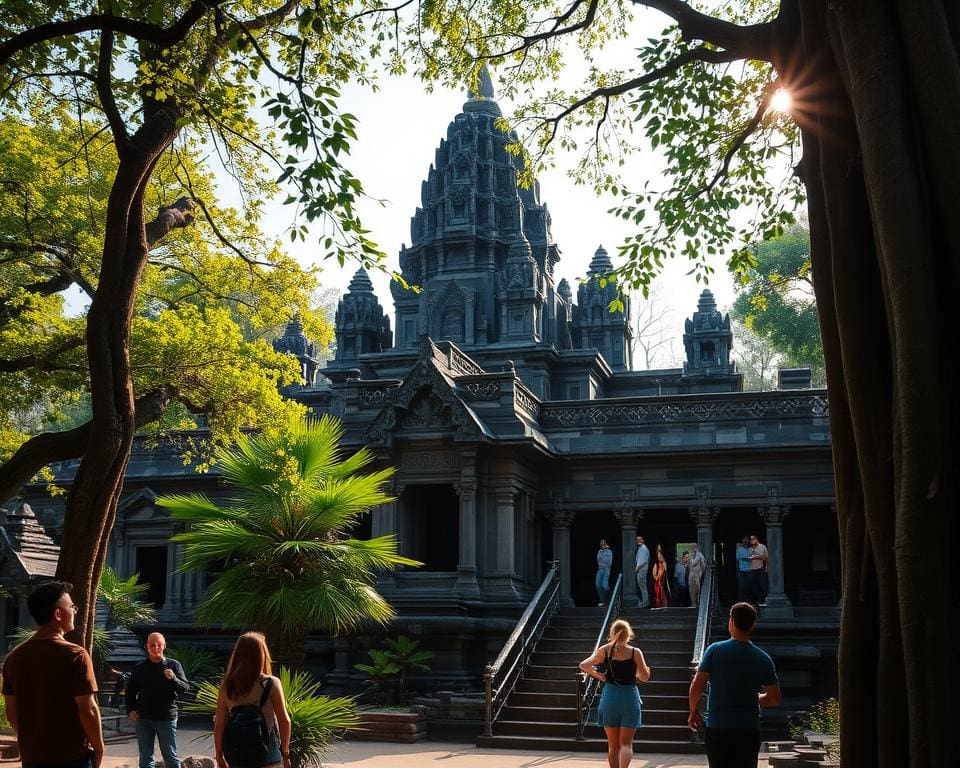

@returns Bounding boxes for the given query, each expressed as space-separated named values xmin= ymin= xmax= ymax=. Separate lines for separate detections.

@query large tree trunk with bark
xmin=55 ymin=107 xmax=183 ymax=650
xmin=791 ymin=1 xmax=957 ymax=765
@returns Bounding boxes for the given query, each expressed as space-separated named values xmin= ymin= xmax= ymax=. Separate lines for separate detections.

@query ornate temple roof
xmin=587 ymin=245 xmax=614 ymax=276
xmin=0 ymin=503 xmax=59 ymax=579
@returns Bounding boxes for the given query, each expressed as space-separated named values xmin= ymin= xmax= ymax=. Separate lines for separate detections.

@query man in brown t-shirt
xmin=2 ymin=580 xmax=103 ymax=768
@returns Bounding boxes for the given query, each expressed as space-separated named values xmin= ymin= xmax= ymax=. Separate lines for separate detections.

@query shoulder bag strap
xmin=258 ymin=676 xmax=273 ymax=708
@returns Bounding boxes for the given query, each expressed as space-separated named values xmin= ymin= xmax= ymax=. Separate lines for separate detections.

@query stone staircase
xmin=477 ymin=606 xmax=701 ymax=753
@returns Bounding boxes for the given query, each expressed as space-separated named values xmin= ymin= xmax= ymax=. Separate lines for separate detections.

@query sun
xmin=770 ymin=88 xmax=793 ymax=113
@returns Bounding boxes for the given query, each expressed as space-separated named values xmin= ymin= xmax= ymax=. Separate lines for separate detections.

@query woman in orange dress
xmin=652 ymin=547 xmax=670 ymax=608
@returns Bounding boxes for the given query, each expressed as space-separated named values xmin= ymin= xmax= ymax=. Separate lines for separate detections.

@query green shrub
xmin=166 ymin=645 xmax=221 ymax=684
xmin=355 ymin=635 xmax=433 ymax=704
xmin=185 ymin=666 xmax=357 ymax=768
xmin=789 ymin=696 xmax=840 ymax=741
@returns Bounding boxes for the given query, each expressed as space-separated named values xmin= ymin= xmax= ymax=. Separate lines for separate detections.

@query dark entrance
xmin=570 ymin=511 xmax=620 ymax=607
xmin=783 ymin=506 xmax=842 ymax=605
xmin=135 ymin=545 xmax=168 ymax=608
xmin=636 ymin=509 xmax=697 ymax=606
xmin=713 ymin=509 xmax=765 ymax=606
xmin=401 ymin=484 xmax=459 ymax=571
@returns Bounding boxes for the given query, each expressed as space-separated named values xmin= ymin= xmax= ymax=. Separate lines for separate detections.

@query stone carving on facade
xmin=759 ymin=504 xmax=791 ymax=525
xmin=401 ymin=452 xmax=461 ymax=472
xmin=545 ymin=508 xmax=576 ymax=528
xmin=459 ymin=380 xmax=500 ymax=400
xmin=539 ymin=394 xmax=829 ymax=428
xmin=513 ymin=383 xmax=541 ymax=420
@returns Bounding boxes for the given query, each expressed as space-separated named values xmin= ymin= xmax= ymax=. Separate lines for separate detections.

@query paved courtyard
xmin=98 ymin=727 xmax=774 ymax=768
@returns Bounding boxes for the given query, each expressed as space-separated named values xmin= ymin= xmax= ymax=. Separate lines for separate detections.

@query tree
xmin=731 ymin=224 xmax=825 ymax=385
xmin=0 ymin=0 xmax=367 ymax=650
xmin=630 ymin=281 xmax=679 ymax=369
xmin=731 ymin=319 xmax=781 ymax=391
xmin=158 ymin=415 xmax=418 ymax=667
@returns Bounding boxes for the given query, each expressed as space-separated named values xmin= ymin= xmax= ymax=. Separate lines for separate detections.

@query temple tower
xmin=272 ymin=315 xmax=320 ymax=386
xmin=682 ymin=289 xmax=734 ymax=375
xmin=334 ymin=268 xmax=392 ymax=363
xmin=391 ymin=67 xmax=564 ymax=350
xmin=570 ymin=246 xmax=633 ymax=370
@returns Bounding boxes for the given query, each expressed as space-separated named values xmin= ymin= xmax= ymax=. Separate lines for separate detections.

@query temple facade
xmin=0 ymin=78 xmax=839 ymax=708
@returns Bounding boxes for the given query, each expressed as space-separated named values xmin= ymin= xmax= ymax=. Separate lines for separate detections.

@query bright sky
xmin=258 ymin=8 xmax=743 ymax=369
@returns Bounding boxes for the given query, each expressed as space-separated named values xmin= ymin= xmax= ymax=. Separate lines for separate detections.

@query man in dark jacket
xmin=126 ymin=632 xmax=190 ymax=768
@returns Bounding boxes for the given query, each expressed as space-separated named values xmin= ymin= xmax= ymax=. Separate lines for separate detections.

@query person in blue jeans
xmin=596 ymin=539 xmax=613 ymax=606
xmin=736 ymin=537 xmax=754 ymax=603
xmin=688 ymin=602 xmax=782 ymax=768
xmin=126 ymin=633 xmax=190 ymax=768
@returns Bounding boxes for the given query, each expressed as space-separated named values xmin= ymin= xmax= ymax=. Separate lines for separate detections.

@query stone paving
xmin=96 ymin=727 xmax=774 ymax=768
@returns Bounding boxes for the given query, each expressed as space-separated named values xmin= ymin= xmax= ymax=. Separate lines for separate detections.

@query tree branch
xmin=0 ymin=336 xmax=84 ymax=372
xmin=0 ymin=387 xmax=174 ymax=505
xmin=634 ymin=0 xmax=774 ymax=61
xmin=0 ymin=2 xmax=228 ymax=67
xmin=145 ymin=196 xmax=197 ymax=247
xmin=96 ymin=30 xmax=129 ymax=152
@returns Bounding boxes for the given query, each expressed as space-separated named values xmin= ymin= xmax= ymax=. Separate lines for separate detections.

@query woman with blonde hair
xmin=579 ymin=619 xmax=651 ymax=768
xmin=215 ymin=632 xmax=291 ymax=768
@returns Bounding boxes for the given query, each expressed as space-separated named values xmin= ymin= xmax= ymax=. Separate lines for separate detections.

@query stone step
xmin=514 ymin=677 xmax=690 ymax=696
xmin=499 ymin=705 xmax=689 ymax=726
xmin=507 ymin=691 xmax=689 ymax=710
xmin=476 ymin=734 xmax=703 ymax=753
xmin=494 ymin=719 xmax=694 ymax=741
xmin=536 ymin=636 xmax=692 ymax=652
xmin=524 ymin=664 xmax=691 ymax=682
xmin=531 ymin=650 xmax=692 ymax=666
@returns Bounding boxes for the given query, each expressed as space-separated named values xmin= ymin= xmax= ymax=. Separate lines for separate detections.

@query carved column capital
xmin=689 ymin=505 xmax=719 ymax=526
xmin=614 ymin=508 xmax=643 ymax=527
xmin=546 ymin=509 xmax=576 ymax=528
xmin=759 ymin=504 xmax=791 ymax=525
xmin=454 ymin=479 xmax=478 ymax=498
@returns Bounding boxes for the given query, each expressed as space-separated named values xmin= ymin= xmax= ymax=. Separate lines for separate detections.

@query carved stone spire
xmin=570 ymin=245 xmax=633 ymax=370
xmin=334 ymin=268 xmax=392 ymax=363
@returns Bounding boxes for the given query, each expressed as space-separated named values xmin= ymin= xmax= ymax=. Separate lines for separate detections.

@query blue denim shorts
xmin=598 ymin=682 xmax=642 ymax=729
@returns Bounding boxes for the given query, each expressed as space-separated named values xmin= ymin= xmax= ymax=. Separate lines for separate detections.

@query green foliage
xmin=98 ymin=566 xmax=156 ymax=629
xmin=186 ymin=667 xmax=358 ymax=768
xmin=355 ymin=635 xmax=434 ymax=704
xmin=160 ymin=415 xmax=419 ymax=647
xmin=0 ymin=111 xmax=333 ymax=477
xmin=731 ymin=225 xmax=825 ymax=384
xmin=165 ymin=645 xmax=221 ymax=684
xmin=788 ymin=696 xmax=840 ymax=751
xmin=0 ymin=675 xmax=8 ymax=730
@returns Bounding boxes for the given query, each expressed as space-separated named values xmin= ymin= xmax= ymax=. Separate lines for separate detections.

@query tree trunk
xmin=56 ymin=109 xmax=180 ymax=650
xmin=792 ymin=2 xmax=957 ymax=765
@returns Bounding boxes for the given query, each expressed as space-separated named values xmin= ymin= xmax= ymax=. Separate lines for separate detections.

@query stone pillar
xmin=455 ymin=479 xmax=480 ymax=596
xmin=494 ymin=488 xmax=517 ymax=576
xmin=374 ymin=480 xmax=403 ymax=592
xmin=690 ymin=506 xmax=718 ymax=563
xmin=758 ymin=503 xmax=793 ymax=618
xmin=614 ymin=507 xmax=642 ymax=607
xmin=546 ymin=509 xmax=576 ymax=606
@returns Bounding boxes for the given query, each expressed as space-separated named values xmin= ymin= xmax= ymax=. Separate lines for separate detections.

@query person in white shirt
xmin=749 ymin=535 xmax=769 ymax=606
xmin=688 ymin=544 xmax=707 ymax=608
xmin=634 ymin=535 xmax=651 ymax=608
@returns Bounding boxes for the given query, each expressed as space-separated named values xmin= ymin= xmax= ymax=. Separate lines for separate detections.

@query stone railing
xmin=540 ymin=391 xmax=828 ymax=429
xmin=513 ymin=382 xmax=542 ymax=420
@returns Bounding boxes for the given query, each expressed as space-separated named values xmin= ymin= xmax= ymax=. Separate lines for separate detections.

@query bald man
xmin=126 ymin=633 xmax=189 ymax=768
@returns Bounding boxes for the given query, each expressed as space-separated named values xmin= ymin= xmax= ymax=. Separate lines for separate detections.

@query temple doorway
xmin=783 ymin=505 xmax=842 ymax=605
xmin=400 ymin=484 xmax=459 ymax=571
xmin=636 ymin=509 xmax=697 ymax=605
xmin=570 ymin=510 xmax=620 ymax=607
xmin=713 ymin=509 xmax=766 ymax=606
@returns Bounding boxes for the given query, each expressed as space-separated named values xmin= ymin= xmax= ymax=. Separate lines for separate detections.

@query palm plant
xmin=159 ymin=415 xmax=419 ymax=666
xmin=165 ymin=645 xmax=221 ymax=684
xmin=186 ymin=667 xmax=357 ymax=768
xmin=98 ymin=565 xmax=156 ymax=629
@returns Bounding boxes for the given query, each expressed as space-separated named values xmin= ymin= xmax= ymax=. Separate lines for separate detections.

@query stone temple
xmin=0 ymin=76 xmax=839 ymax=740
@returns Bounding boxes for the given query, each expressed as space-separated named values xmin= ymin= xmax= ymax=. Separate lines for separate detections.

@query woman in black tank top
xmin=579 ymin=619 xmax=652 ymax=768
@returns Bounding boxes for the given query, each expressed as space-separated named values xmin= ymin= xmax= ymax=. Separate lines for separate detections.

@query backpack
xmin=223 ymin=677 xmax=274 ymax=766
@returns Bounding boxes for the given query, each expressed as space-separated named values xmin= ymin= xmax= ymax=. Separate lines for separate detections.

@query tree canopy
xmin=730 ymin=224 xmax=824 ymax=384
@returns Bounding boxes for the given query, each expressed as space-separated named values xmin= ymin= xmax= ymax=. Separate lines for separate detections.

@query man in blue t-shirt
xmin=688 ymin=602 xmax=781 ymax=767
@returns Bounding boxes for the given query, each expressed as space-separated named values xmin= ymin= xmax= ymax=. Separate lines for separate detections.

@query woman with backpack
xmin=215 ymin=632 xmax=291 ymax=768
xmin=578 ymin=619 xmax=651 ymax=768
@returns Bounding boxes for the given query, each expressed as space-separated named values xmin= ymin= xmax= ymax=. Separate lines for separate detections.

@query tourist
xmin=688 ymin=543 xmax=706 ymax=608
xmin=652 ymin=546 xmax=670 ymax=608
xmin=215 ymin=632 xmax=291 ymax=768
xmin=736 ymin=537 xmax=754 ymax=603
xmin=634 ymin=535 xmax=650 ymax=608
xmin=749 ymin=534 xmax=769 ymax=606
xmin=126 ymin=632 xmax=190 ymax=768
xmin=1 ymin=580 xmax=104 ymax=768
xmin=674 ymin=551 xmax=689 ymax=606
xmin=688 ymin=602 xmax=781 ymax=767
xmin=579 ymin=619 xmax=651 ymax=768
xmin=596 ymin=539 xmax=613 ymax=606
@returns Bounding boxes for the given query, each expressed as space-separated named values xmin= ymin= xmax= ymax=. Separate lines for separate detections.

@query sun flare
xmin=770 ymin=88 xmax=793 ymax=113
